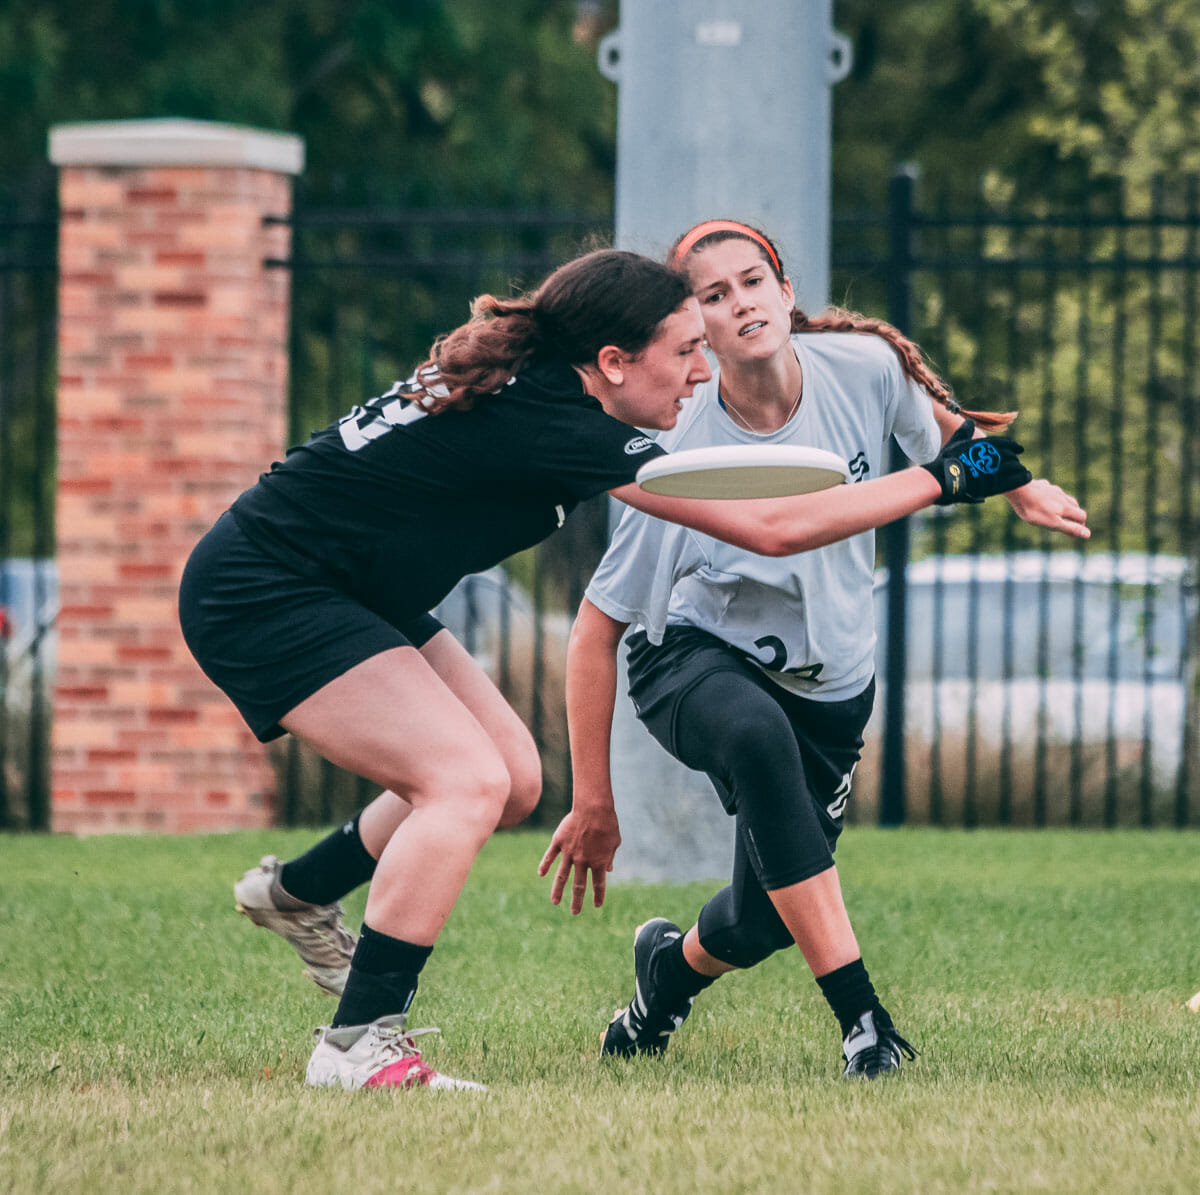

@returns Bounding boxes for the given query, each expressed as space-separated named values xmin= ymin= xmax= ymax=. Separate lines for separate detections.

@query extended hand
xmin=537 ymin=809 xmax=621 ymax=914
xmin=1005 ymin=478 xmax=1090 ymax=539
xmin=922 ymin=419 xmax=1033 ymax=505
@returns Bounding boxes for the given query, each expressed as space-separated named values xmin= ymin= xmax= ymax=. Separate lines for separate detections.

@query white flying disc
xmin=636 ymin=444 xmax=851 ymax=499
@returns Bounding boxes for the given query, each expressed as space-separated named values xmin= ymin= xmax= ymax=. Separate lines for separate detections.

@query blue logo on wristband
xmin=964 ymin=441 xmax=1001 ymax=476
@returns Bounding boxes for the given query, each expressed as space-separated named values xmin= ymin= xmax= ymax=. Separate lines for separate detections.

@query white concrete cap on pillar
xmin=48 ymin=118 xmax=304 ymax=174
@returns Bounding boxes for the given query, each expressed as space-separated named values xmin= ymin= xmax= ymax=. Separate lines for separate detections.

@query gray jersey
xmin=586 ymin=331 xmax=942 ymax=701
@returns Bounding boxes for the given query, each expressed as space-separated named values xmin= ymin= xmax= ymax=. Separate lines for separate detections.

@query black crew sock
xmin=652 ymin=933 xmax=718 ymax=1004
xmin=815 ymin=958 xmax=888 ymax=1038
xmin=331 ymin=924 xmax=433 ymax=1028
xmin=280 ymin=810 xmax=378 ymax=906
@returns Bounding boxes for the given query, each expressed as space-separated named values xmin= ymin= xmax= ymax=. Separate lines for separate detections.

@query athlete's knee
xmin=700 ymin=918 xmax=793 ymax=969
xmin=498 ymin=750 xmax=542 ymax=827
xmin=723 ymin=706 xmax=793 ymax=766
xmin=402 ymin=752 xmax=513 ymax=839
xmin=680 ymin=694 xmax=792 ymax=779
xmin=696 ymin=887 xmax=794 ymax=969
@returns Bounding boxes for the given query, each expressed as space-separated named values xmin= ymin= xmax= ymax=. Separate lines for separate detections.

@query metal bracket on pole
xmin=828 ymin=31 xmax=854 ymax=83
xmin=597 ymin=30 xmax=621 ymax=82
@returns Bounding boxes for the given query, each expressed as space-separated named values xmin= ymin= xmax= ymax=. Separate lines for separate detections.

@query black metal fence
xmin=0 ymin=202 xmax=57 ymax=831
xmin=834 ymin=171 xmax=1200 ymax=827
xmin=2 ymin=175 xmax=1197 ymax=830
xmin=269 ymin=174 xmax=1199 ymax=829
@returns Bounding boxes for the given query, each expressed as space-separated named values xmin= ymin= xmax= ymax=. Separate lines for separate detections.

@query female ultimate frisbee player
xmin=538 ymin=222 xmax=1090 ymax=1080
xmin=183 ymin=247 xmax=1034 ymax=1091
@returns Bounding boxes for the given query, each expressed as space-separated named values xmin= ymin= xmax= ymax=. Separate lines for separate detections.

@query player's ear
xmin=595 ymin=344 xmax=626 ymax=385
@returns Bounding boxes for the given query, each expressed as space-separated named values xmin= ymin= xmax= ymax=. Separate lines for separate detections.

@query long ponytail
xmin=791 ymin=307 xmax=1016 ymax=431
xmin=409 ymin=250 xmax=692 ymax=414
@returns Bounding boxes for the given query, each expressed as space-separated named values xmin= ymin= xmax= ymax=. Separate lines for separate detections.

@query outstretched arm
xmin=538 ymin=598 xmax=628 ymax=913
xmin=611 ymin=466 xmax=945 ymax=557
xmin=932 ymin=403 xmax=1090 ymax=540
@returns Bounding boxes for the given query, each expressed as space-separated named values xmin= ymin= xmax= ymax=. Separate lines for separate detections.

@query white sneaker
xmin=305 ymin=1014 xmax=486 ymax=1091
xmin=233 ymin=855 xmax=356 ymax=996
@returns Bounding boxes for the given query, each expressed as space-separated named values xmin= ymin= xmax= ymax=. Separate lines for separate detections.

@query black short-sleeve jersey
xmin=228 ymin=359 xmax=664 ymax=625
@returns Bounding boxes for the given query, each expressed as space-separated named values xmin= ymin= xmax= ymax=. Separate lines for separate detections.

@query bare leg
xmin=682 ymin=929 xmax=736 ymax=978
xmin=682 ymin=865 xmax=859 ymax=979
xmin=764 ymin=865 xmax=861 ymax=977
xmin=356 ymin=629 xmax=542 ymax=858
xmin=281 ymin=645 xmax=514 ymax=945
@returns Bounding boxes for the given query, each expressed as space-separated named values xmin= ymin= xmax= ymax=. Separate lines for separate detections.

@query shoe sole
xmin=234 ymin=901 xmax=347 ymax=997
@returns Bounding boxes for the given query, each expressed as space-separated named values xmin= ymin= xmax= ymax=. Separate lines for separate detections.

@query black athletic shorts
xmin=178 ymin=511 xmax=442 ymax=742
xmin=626 ymin=623 xmax=874 ymax=833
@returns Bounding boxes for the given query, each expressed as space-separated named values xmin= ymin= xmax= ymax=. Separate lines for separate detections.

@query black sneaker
xmin=601 ymin=918 xmax=694 ymax=1057
xmin=841 ymin=1009 xmax=917 ymax=1079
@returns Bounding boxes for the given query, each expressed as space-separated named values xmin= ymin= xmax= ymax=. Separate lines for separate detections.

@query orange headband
xmin=672 ymin=220 xmax=781 ymax=274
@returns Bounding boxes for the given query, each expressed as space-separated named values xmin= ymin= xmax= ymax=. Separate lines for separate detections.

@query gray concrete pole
xmin=598 ymin=1 xmax=851 ymax=881
xmin=599 ymin=0 xmax=850 ymax=311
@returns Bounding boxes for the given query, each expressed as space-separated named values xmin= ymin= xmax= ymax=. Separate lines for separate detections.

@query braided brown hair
xmin=670 ymin=221 xmax=1016 ymax=431
xmin=411 ymin=250 xmax=693 ymax=413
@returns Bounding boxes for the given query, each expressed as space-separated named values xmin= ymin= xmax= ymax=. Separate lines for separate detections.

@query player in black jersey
xmin=181 ymin=247 xmax=1033 ymax=1090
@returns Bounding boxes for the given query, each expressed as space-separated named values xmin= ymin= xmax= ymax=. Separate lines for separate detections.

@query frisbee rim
xmin=635 ymin=443 xmax=851 ymax=498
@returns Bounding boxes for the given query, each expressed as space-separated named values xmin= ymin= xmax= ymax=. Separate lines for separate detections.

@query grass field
xmin=1 ymin=827 xmax=1198 ymax=1194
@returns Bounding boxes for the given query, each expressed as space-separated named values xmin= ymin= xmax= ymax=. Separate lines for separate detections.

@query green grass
xmin=1 ymin=828 xmax=1198 ymax=1194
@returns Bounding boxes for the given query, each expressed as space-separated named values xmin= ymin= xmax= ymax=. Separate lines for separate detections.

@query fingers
xmin=1057 ymin=511 xmax=1091 ymax=539
xmin=591 ymin=867 xmax=607 ymax=908
xmin=537 ymin=839 xmax=560 ymax=878
xmin=550 ymin=857 xmax=570 ymax=906
xmin=1042 ymin=484 xmax=1090 ymax=537
xmin=548 ymin=858 xmax=605 ymax=912
xmin=570 ymin=862 xmax=590 ymax=915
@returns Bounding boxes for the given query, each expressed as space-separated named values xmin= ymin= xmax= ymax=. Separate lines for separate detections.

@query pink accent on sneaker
xmin=364 ymin=1055 xmax=440 ymax=1088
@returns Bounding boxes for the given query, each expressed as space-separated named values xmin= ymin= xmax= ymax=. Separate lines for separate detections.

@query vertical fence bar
xmin=962 ymin=185 xmax=989 ymax=829
xmin=1034 ymin=220 xmax=1056 ymax=826
xmin=1069 ymin=186 xmax=1092 ymax=826
xmin=928 ymin=187 xmax=953 ymax=829
xmin=1142 ymin=177 xmax=1165 ymax=825
xmin=1178 ymin=176 xmax=1199 ymax=828
xmin=879 ymin=166 xmax=917 ymax=827
xmin=1104 ymin=180 xmax=1128 ymax=827
xmin=999 ymin=251 xmax=1021 ymax=827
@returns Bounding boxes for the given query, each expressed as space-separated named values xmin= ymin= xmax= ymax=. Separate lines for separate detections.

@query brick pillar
xmin=49 ymin=119 xmax=304 ymax=833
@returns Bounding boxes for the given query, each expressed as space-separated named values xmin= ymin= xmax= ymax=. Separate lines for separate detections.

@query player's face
xmin=607 ymin=298 xmax=712 ymax=430
xmin=686 ymin=239 xmax=795 ymax=365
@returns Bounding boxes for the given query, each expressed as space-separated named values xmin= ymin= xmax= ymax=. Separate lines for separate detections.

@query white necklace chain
xmin=720 ymin=387 xmax=803 ymax=434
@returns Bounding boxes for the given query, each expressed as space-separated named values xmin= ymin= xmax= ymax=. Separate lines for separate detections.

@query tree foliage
xmin=0 ymin=0 xmax=617 ymax=209
xmin=4 ymin=1 xmax=1200 ymax=209
xmin=833 ymin=0 xmax=1200 ymax=204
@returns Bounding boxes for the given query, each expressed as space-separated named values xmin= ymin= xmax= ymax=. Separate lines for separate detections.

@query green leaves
xmin=1 ymin=0 xmax=616 ymax=211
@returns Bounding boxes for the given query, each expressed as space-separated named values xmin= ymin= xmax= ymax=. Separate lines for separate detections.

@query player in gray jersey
xmin=539 ymin=221 xmax=1089 ymax=1079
